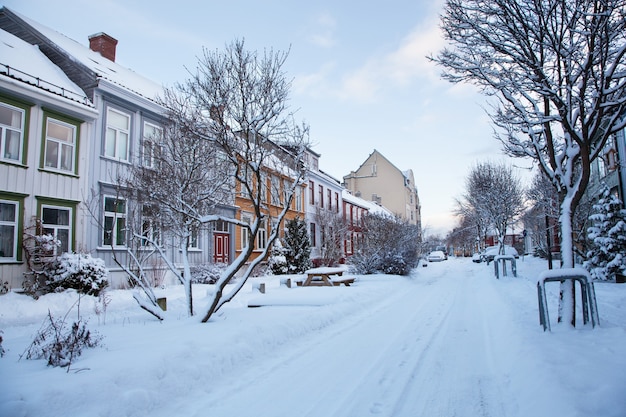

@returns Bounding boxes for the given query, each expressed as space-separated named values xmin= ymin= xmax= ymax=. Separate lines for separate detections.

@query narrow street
xmin=162 ymin=259 xmax=574 ymax=417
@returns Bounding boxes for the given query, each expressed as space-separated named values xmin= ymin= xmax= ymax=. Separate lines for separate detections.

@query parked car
xmin=435 ymin=245 xmax=448 ymax=260
xmin=478 ymin=245 xmax=519 ymax=263
xmin=427 ymin=250 xmax=446 ymax=262
xmin=472 ymin=252 xmax=482 ymax=263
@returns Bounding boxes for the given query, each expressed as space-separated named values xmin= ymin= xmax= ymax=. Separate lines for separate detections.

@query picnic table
xmin=301 ymin=266 xmax=354 ymax=287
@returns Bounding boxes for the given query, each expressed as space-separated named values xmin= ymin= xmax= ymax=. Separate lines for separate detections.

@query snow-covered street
xmin=1 ymin=257 xmax=625 ymax=417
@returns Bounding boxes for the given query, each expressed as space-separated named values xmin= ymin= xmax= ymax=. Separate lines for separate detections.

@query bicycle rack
xmin=494 ymin=255 xmax=517 ymax=279
xmin=537 ymin=268 xmax=599 ymax=331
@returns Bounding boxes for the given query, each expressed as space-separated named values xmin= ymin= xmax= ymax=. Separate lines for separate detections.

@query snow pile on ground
xmin=0 ymin=256 xmax=625 ymax=417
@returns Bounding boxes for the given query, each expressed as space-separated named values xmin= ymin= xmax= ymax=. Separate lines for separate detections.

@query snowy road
xmin=163 ymin=260 xmax=575 ymax=417
xmin=3 ymin=257 xmax=624 ymax=417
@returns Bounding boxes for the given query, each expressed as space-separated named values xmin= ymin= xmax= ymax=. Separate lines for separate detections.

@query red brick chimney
xmin=88 ymin=32 xmax=118 ymax=62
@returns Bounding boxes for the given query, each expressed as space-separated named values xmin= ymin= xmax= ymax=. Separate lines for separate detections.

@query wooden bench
xmin=301 ymin=267 xmax=349 ymax=287
xmin=331 ymin=277 xmax=356 ymax=286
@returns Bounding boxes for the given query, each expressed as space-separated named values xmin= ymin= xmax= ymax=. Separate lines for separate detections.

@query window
xmin=44 ymin=117 xmax=76 ymax=172
xmin=271 ymin=175 xmax=281 ymax=205
xmin=142 ymin=122 xmax=161 ymax=168
xmin=310 ymin=222 xmax=316 ymax=247
xmin=189 ymin=225 xmax=199 ymax=249
xmin=335 ymin=192 xmax=339 ymax=213
xmin=103 ymin=197 xmax=126 ymax=246
xmin=318 ymin=185 xmax=324 ymax=207
xmin=0 ymin=102 xmax=25 ymax=163
xmin=0 ymin=200 xmax=18 ymax=261
xmin=257 ymin=219 xmax=267 ymax=250
xmin=295 ymin=186 xmax=303 ymax=211
xmin=241 ymin=215 xmax=251 ymax=249
xmin=41 ymin=205 xmax=72 ymax=254
xmin=327 ymin=189 xmax=332 ymax=210
xmin=105 ymin=108 xmax=130 ymax=160
xmin=309 ymin=181 xmax=315 ymax=205
xmin=140 ymin=204 xmax=161 ymax=246
xmin=260 ymin=173 xmax=268 ymax=203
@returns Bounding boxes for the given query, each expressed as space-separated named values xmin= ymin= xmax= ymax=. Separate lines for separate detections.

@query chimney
xmin=88 ymin=32 xmax=118 ymax=62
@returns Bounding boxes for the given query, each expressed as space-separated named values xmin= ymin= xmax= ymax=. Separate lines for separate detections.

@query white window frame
xmin=142 ymin=121 xmax=161 ymax=168
xmin=295 ymin=186 xmax=303 ymax=211
xmin=0 ymin=102 xmax=25 ymax=163
xmin=0 ymin=199 xmax=18 ymax=261
xmin=271 ymin=175 xmax=281 ymax=205
xmin=105 ymin=108 xmax=131 ymax=161
xmin=257 ymin=218 xmax=267 ymax=250
xmin=44 ymin=117 xmax=76 ymax=173
xmin=103 ymin=196 xmax=127 ymax=247
xmin=140 ymin=204 xmax=161 ymax=247
xmin=41 ymin=204 xmax=72 ymax=255
xmin=241 ymin=214 xmax=251 ymax=249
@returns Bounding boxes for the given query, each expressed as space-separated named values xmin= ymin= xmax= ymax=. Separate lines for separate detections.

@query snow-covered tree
xmin=350 ymin=213 xmax=420 ymax=275
xmin=283 ymin=217 xmax=311 ymax=274
xmin=267 ymin=239 xmax=289 ymax=275
xmin=457 ymin=162 xmax=525 ymax=254
xmin=176 ymin=39 xmax=309 ymax=323
xmin=127 ymin=87 xmax=233 ymax=318
xmin=433 ymin=0 xmax=626 ymax=325
xmin=584 ymin=187 xmax=626 ymax=280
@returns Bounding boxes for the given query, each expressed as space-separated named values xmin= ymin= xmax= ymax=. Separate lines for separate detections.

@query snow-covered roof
xmin=10 ymin=8 xmax=163 ymax=102
xmin=342 ymin=189 xmax=393 ymax=216
xmin=0 ymin=28 xmax=92 ymax=107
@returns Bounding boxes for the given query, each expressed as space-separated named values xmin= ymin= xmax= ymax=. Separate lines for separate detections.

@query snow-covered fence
xmin=537 ymin=268 xmax=599 ymax=331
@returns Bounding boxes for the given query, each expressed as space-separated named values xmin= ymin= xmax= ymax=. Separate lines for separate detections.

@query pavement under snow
xmin=1 ymin=256 xmax=625 ymax=417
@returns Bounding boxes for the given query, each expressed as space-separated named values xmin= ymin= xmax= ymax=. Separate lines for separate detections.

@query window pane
xmin=43 ymin=207 xmax=70 ymax=225
xmin=105 ymin=128 xmax=116 ymax=157
xmin=45 ymin=140 xmax=59 ymax=168
xmin=104 ymin=197 xmax=116 ymax=212
xmin=60 ymin=143 xmax=73 ymax=171
xmin=103 ymin=216 xmax=113 ymax=246
xmin=108 ymin=109 xmax=129 ymax=129
xmin=47 ymin=120 xmax=73 ymax=142
xmin=0 ymin=105 xmax=22 ymax=128
xmin=118 ymin=132 xmax=128 ymax=159
xmin=4 ymin=130 xmax=21 ymax=160
xmin=57 ymin=229 xmax=69 ymax=253
xmin=0 ymin=202 xmax=16 ymax=222
xmin=0 ymin=224 xmax=15 ymax=258
xmin=116 ymin=218 xmax=125 ymax=245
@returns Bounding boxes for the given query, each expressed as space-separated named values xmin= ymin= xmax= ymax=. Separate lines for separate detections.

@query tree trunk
xmin=557 ymin=197 xmax=576 ymax=327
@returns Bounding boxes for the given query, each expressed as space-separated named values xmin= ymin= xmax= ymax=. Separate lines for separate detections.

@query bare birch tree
xmin=433 ymin=0 xmax=626 ymax=325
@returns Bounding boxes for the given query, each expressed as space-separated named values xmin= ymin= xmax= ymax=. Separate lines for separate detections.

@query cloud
xmin=335 ymin=21 xmax=447 ymax=103
xmin=307 ymin=12 xmax=337 ymax=48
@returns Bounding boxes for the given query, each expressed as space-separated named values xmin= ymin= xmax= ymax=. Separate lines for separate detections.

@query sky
xmin=3 ymin=0 xmax=535 ymax=236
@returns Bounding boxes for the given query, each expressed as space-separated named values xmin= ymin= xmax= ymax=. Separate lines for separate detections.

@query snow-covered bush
xmin=268 ymin=239 xmax=289 ymax=275
xmin=23 ymin=312 xmax=101 ymax=369
xmin=44 ymin=253 xmax=108 ymax=296
xmin=584 ymin=188 xmax=626 ymax=281
xmin=190 ymin=263 xmax=228 ymax=284
xmin=349 ymin=213 xmax=420 ymax=276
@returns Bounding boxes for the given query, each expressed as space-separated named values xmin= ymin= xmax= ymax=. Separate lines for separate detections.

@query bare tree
xmin=176 ymin=39 xmax=309 ymax=323
xmin=433 ymin=0 xmax=626 ymax=325
xmin=315 ymin=206 xmax=348 ymax=266
xmin=459 ymin=162 xmax=526 ymax=253
xmin=127 ymin=87 xmax=234 ymax=317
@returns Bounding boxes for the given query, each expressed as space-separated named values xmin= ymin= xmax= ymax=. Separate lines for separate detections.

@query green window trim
xmin=35 ymin=196 xmax=78 ymax=254
xmin=40 ymin=109 xmax=82 ymax=175
xmin=0 ymin=94 xmax=32 ymax=166
xmin=0 ymin=192 xmax=26 ymax=263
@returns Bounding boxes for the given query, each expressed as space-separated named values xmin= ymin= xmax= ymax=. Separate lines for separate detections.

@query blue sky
xmin=4 ymin=0 xmax=533 ymax=236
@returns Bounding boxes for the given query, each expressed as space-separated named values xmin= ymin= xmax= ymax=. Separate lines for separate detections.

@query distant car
xmin=435 ymin=246 xmax=448 ymax=260
xmin=479 ymin=245 xmax=519 ymax=263
xmin=427 ymin=250 xmax=446 ymax=262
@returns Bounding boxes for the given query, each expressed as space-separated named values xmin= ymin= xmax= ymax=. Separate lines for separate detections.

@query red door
xmin=213 ymin=233 xmax=230 ymax=263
